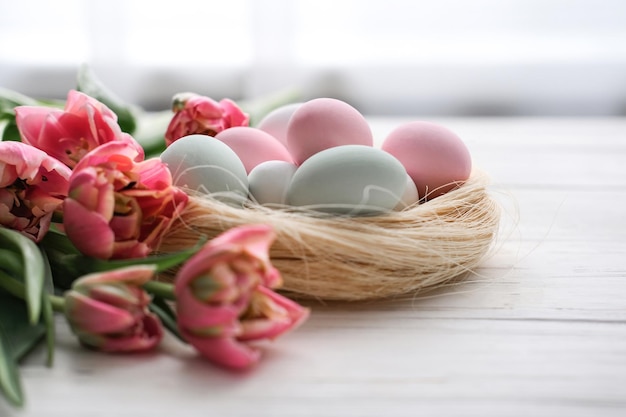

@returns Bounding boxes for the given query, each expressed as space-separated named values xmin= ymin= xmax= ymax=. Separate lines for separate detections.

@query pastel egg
xmin=256 ymin=103 xmax=302 ymax=147
xmin=382 ymin=121 xmax=471 ymax=200
xmin=248 ymin=160 xmax=298 ymax=206
xmin=214 ymin=127 xmax=293 ymax=173
xmin=393 ymin=174 xmax=419 ymax=211
xmin=286 ymin=98 xmax=373 ymax=165
xmin=287 ymin=145 xmax=407 ymax=215
xmin=160 ymin=134 xmax=248 ymax=203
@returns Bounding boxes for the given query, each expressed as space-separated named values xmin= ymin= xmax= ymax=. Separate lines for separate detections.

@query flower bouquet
xmin=0 ymin=65 xmax=500 ymax=407
xmin=0 ymin=67 xmax=309 ymax=407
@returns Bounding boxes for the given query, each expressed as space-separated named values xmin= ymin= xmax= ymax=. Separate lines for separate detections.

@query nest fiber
xmin=158 ymin=170 xmax=500 ymax=301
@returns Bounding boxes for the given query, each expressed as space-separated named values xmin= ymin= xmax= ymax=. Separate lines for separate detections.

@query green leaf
xmin=76 ymin=64 xmax=137 ymax=134
xmin=88 ymin=241 xmax=206 ymax=273
xmin=0 ymin=228 xmax=45 ymax=324
xmin=240 ymin=88 xmax=301 ymax=126
xmin=0 ymin=329 xmax=23 ymax=407
xmin=132 ymin=110 xmax=170 ymax=158
xmin=0 ymin=119 xmax=11 ymax=141
xmin=42 ymin=237 xmax=206 ymax=290
xmin=0 ymin=249 xmax=22 ymax=275
xmin=0 ymin=87 xmax=40 ymax=110
xmin=1 ymin=120 xmax=20 ymax=142
xmin=0 ymin=292 xmax=48 ymax=407
xmin=39 ymin=230 xmax=79 ymax=255
xmin=40 ymin=250 xmax=55 ymax=367
xmin=0 ymin=294 xmax=46 ymax=362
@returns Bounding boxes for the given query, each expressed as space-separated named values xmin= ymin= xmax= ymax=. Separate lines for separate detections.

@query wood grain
xmin=2 ymin=118 xmax=625 ymax=417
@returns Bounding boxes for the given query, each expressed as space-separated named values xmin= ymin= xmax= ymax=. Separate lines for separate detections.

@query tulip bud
xmin=174 ymin=225 xmax=309 ymax=369
xmin=64 ymin=265 xmax=163 ymax=352
xmin=165 ymin=93 xmax=249 ymax=146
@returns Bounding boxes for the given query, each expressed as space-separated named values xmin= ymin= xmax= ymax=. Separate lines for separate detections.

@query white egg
xmin=160 ymin=134 xmax=248 ymax=204
xmin=248 ymin=160 xmax=298 ymax=206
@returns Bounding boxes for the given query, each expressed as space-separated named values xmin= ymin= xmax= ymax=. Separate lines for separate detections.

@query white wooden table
xmin=3 ymin=118 xmax=626 ymax=417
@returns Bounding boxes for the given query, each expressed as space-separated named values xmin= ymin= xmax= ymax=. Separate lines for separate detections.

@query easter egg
xmin=160 ymin=134 xmax=248 ymax=203
xmin=393 ymin=174 xmax=419 ymax=211
xmin=287 ymin=145 xmax=407 ymax=215
xmin=286 ymin=98 xmax=373 ymax=165
xmin=382 ymin=121 xmax=471 ymax=200
xmin=256 ymin=103 xmax=302 ymax=147
xmin=248 ymin=160 xmax=298 ymax=206
xmin=214 ymin=127 xmax=293 ymax=173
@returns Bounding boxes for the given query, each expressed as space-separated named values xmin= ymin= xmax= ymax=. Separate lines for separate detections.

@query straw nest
xmin=158 ymin=169 xmax=500 ymax=301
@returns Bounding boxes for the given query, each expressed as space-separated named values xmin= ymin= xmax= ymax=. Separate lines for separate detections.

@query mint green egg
xmin=287 ymin=145 xmax=407 ymax=215
xmin=160 ymin=134 xmax=248 ymax=204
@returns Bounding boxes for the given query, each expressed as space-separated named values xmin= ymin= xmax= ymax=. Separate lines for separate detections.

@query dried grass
xmin=158 ymin=170 xmax=500 ymax=301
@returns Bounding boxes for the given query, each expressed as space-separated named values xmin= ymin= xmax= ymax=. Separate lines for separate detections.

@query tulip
xmin=15 ymin=90 xmax=144 ymax=168
xmin=64 ymin=265 xmax=163 ymax=352
xmin=164 ymin=93 xmax=249 ymax=146
xmin=175 ymin=224 xmax=309 ymax=369
xmin=63 ymin=142 xmax=188 ymax=259
xmin=0 ymin=141 xmax=71 ymax=241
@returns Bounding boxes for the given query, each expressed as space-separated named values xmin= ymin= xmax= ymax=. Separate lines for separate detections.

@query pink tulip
xmin=63 ymin=142 xmax=188 ymax=259
xmin=0 ymin=141 xmax=71 ymax=241
xmin=64 ymin=265 xmax=163 ymax=352
xmin=15 ymin=90 xmax=144 ymax=168
xmin=174 ymin=224 xmax=309 ymax=369
xmin=164 ymin=93 xmax=249 ymax=146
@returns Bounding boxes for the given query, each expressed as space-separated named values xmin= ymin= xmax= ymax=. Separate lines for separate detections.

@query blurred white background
xmin=1 ymin=0 xmax=626 ymax=116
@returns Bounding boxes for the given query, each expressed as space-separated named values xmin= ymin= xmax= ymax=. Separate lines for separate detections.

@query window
xmin=1 ymin=0 xmax=625 ymax=115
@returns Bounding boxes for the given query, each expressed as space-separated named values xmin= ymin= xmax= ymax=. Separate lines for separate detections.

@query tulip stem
xmin=0 ymin=271 xmax=26 ymax=299
xmin=0 ymin=270 xmax=65 ymax=312
xmin=48 ymin=295 xmax=66 ymax=312
xmin=143 ymin=280 xmax=176 ymax=301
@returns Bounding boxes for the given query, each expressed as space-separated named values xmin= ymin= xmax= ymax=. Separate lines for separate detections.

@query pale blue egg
xmin=160 ymin=134 xmax=248 ymax=204
xmin=287 ymin=145 xmax=407 ymax=215
xmin=393 ymin=174 xmax=420 ymax=211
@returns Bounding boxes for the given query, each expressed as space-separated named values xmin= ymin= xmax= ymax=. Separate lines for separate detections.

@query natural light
xmin=1 ymin=0 xmax=625 ymax=115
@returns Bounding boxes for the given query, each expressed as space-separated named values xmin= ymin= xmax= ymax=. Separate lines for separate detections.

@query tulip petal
xmin=239 ymin=286 xmax=310 ymax=341
xmin=220 ymin=98 xmax=250 ymax=128
xmin=75 ymin=265 xmax=156 ymax=288
xmin=99 ymin=313 xmax=163 ymax=352
xmin=63 ymin=198 xmax=115 ymax=259
xmin=15 ymin=107 xmax=64 ymax=146
xmin=65 ymin=90 xmax=118 ymax=121
xmin=65 ymin=292 xmax=135 ymax=334
xmin=87 ymin=284 xmax=143 ymax=309
xmin=73 ymin=141 xmax=141 ymax=174
xmin=176 ymin=286 xmax=242 ymax=329
xmin=182 ymin=331 xmax=261 ymax=369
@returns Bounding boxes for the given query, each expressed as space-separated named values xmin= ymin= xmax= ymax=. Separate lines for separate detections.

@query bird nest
xmin=158 ymin=170 xmax=500 ymax=301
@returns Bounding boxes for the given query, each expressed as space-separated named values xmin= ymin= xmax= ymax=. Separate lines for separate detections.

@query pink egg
xmin=286 ymin=98 xmax=373 ymax=165
xmin=256 ymin=103 xmax=302 ymax=147
xmin=381 ymin=121 xmax=472 ymax=200
xmin=214 ymin=127 xmax=294 ymax=173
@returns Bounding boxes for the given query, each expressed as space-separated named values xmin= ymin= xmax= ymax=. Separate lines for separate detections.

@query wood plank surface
xmin=2 ymin=118 xmax=625 ymax=417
